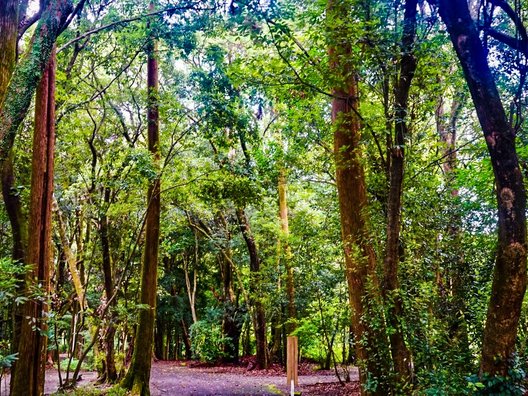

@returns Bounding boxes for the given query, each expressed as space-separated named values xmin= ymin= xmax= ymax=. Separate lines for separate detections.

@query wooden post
xmin=286 ymin=336 xmax=298 ymax=386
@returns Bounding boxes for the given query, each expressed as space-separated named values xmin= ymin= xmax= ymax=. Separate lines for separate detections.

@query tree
xmin=11 ymin=47 xmax=57 ymax=396
xmin=438 ymin=0 xmax=528 ymax=377
xmin=236 ymin=207 xmax=268 ymax=369
xmin=382 ymin=0 xmax=417 ymax=385
xmin=327 ymin=0 xmax=390 ymax=393
xmin=121 ymin=2 xmax=161 ymax=393
xmin=0 ymin=2 xmax=27 ymax=386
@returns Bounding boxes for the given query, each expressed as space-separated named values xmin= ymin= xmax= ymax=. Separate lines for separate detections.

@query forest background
xmin=1 ymin=0 xmax=528 ymax=395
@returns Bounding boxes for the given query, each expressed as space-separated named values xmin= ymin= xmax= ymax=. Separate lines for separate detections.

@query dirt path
xmin=148 ymin=362 xmax=356 ymax=396
xmin=2 ymin=361 xmax=358 ymax=395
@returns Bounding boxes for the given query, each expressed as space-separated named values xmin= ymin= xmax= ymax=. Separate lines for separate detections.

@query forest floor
xmin=0 ymin=358 xmax=360 ymax=395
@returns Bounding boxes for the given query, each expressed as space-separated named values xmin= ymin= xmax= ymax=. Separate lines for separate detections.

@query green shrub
xmin=189 ymin=319 xmax=230 ymax=361
xmin=467 ymin=366 xmax=527 ymax=396
xmin=189 ymin=308 xmax=234 ymax=361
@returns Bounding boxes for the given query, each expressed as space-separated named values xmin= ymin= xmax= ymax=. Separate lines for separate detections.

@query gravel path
xmin=148 ymin=363 xmax=354 ymax=396
xmin=2 ymin=361 xmax=357 ymax=396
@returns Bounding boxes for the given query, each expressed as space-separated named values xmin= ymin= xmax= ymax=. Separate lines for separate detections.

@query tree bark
xmin=121 ymin=5 xmax=160 ymax=393
xmin=100 ymin=186 xmax=118 ymax=382
xmin=0 ymin=0 xmax=18 ymax=107
xmin=327 ymin=0 xmax=390 ymax=393
xmin=236 ymin=208 xmax=268 ymax=369
xmin=278 ymin=169 xmax=296 ymax=334
xmin=0 ymin=0 xmax=72 ymax=164
xmin=438 ymin=0 xmax=528 ymax=377
xmin=382 ymin=0 xmax=417 ymax=386
xmin=11 ymin=47 xmax=56 ymax=396
xmin=0 ymin=3 xmax=28 ymax=386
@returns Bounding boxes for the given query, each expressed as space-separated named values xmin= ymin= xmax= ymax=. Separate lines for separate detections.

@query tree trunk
xmin=184 ymin=236 xmax=198 ymax=324
xmin=121 ymin=5 xmax=160 ymax=393
xmin=216 ymin=212 xmax=241 ymax=364
xmin=236 ymin=208 xmax=268 ymax=369
xmin=278 ymin=169 xmax=296 ymax=334
xmin=0 ymin=0 xmax=72 ymax=164
xmin=180 ymin=319 xmax=192 ymax=360
xmin=0 ymin=0 xmax=18 ymax=106
xmin=435 ymin=91 xmax=470 ymax=362
xmin=438 ymin=0 xmax=527 ymax=376
xmin=0 ymin=0 xmax=24 ymax=263
xmin=100 ymin=186 xmax=118 ymax=382
xmin=11 ymin=47 xmax=56 ymax=396
xmin=382 ymin=0 xmax=417 ymax=386
xmin=0 ymin=3 xmax=28 ymax=386
xmin=327 ymin=0 xmax=390 ymax=393
xmin=55 ymin=202 xmax=86 ymax=309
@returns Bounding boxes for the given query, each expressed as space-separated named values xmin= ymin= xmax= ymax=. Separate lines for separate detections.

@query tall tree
xmin=0 ymin=2 xmax=27 ymax=385
xmin=121 ymin=3 xmax=161 ymax=393
xmin=327 ymin=0 xmax=390 ymax=393
xmin=99 ymin=186 xmax=118 ymax=382
xmin=382 ymin=0 xmax=417 ymax=385
xmin=11 ymin=47 xmax=56 ymax=396
xmin=438 ymin=0 xmax=528 ymax=376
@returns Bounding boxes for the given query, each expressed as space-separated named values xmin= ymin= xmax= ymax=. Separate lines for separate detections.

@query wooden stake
xmin=286 ymin=336 xmax=298 ymax=386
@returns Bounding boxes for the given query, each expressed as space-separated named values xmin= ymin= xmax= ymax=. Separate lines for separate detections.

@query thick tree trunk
xmin=0 ymin=5 xmax=28 ymax=386
xmin=0 ymin=0 xmax=72 ymax=164
xmin=121 ymin=8 xmax=160 ymax=394
xmin=382 ymin=0 xmax=417 ymax=386
xmin=11 ymin=48 xmax=56 ymax=396
xmin=327 ymin=1 xmax=390 ymax=393
xmin=438 ymin=0 xmax=527 ymax=376
xmin=0 ymin=0 xmax=18 ymax=106
xmin=236 ymin=208 xmax=268 ymax=369
xmin=278 ymin=169 xmax=296 ymax=334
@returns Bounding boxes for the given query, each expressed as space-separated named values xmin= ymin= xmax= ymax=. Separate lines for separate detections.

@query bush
xmin=189 ymin=308 xmax=232 ymax=361
xmin=467 ymin=366 xmax=527 ymax=396
xmin=189 ymin=319 xmax=230 ymax=361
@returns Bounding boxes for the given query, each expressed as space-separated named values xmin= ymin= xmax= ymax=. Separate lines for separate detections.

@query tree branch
xmin=58 ymin=3 xmax=212 ymax=53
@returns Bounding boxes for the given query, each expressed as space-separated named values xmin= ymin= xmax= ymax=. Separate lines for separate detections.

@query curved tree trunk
xmin=120 ymin=5 xmax=160 ymax=394
xmin=438 ymin=0 xmax=527 ymax=377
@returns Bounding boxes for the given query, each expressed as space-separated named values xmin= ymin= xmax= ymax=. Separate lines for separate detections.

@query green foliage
xmin=0 ymin=351 xmax=18 ymax=370
xmin=0 ymin=258 xmax=27 ymax=307
xmin=189 ymin=308 xmax=230 ymax=362
xmin=466 ymin=362 xmax=527 ymax=396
